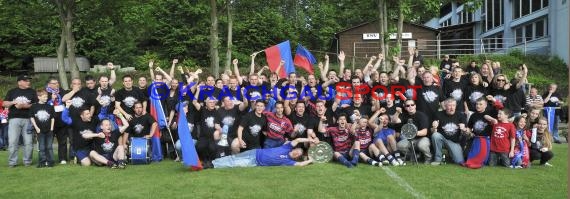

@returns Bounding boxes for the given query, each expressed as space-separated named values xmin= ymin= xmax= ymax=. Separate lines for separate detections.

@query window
xmin=513 ymin=18 xmax=548 ymax=44
xmin=513 ymin=0 xmax=549 ymax=19
xmin=535 ymin=20 xmax=544 ymax=37
xmin=515 ymin=27 xmax=523 ymax=44
xmin=484 ymin=33 xmax=504 ymax=52
xmin=525 ymin=24 xmax=533 ymax=41
xmin=485 ymin=0 xmax=504 ymax=31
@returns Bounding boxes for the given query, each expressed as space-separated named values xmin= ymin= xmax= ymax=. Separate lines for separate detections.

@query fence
xmin=352 ymin=36 xmax=551 ymax=66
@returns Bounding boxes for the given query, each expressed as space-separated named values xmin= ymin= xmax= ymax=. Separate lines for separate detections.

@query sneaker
xmin=60 ymin=160 xmax=67 ymax=165
xmin=118 ymin=163 xmax=126 ymax=169
xmin=110 ymin=163 xmax=119 ymax=169
xmin=120 ymin=161 xmax=127 ymax=167
xmin=544 ymin=162 xmax=553 ymax=167
xmin=397 ymin=158 xmax=405 ymax=166
xmin=431 ymin=161 xmax=441 ymax=166
xmin=390 ymin=159 xmax=400 ymax=166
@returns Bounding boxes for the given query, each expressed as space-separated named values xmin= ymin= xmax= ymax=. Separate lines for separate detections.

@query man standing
xmin=4 ymin=75 xmax=37 ymax=167
xmin=234 ymin=100 xmax=267 ymax=153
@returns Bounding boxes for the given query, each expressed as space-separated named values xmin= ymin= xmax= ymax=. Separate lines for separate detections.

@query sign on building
xmin=362 ymin=33 xmax=380 ymax=40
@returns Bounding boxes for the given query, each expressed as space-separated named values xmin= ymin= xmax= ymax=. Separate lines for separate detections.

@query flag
xmin=293 ymin=44 xmax=317 ymax=74
xmin=463 ymin=136 xmax=490 ymax=169
xmin=178 ymin=102 xmax=202 ymax=170
xmin=149 ymin=84 xmax=167 ymax=162
xmin=265 ymin=40 xmax=295 ymax=78
xmin=544 ymin=107 xmax=556 ymax=132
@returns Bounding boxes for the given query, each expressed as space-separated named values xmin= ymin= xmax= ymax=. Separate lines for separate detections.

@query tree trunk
xmin=396 ymin=2 xmax=404 ymax=58
xmin=209 ymin=0 xmax=220 ymax=78
xmin=57 ymin=28 xmax=69 ymax=90
xmin=383 ymin=0 xmax=390 ymax=71
xmin=378 ymin=0 xmax=385 ymax=59
xmin=224 ymin=1 xmax=232 ymax=73
xmin=64 ymin=2 xmax=79 ymax=79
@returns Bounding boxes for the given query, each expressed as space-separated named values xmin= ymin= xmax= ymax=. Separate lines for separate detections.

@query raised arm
xmin=149 ymin=60 xmax=156 ymax=81
xmin=233 ymin=59 xmax=243 ymax=85
xmin=250 ymin=52 xmax=259 ymax=75
xmin=108 ymin=62 xmax=117 ymax=86
xmin=337 ymin=51 xmax=345 ymax=78
xmin=115 ymin=110 xmax=130 ymax=133
xmin=169 ymin=59 xmax=178 ymax=79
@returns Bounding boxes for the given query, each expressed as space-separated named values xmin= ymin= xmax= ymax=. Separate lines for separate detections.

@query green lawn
xmin=0 ymin=144 xmax=567 ymax=198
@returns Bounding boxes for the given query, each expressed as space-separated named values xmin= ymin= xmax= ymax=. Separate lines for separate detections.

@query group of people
xmin=0 ymin=47 xmax=563 ymax=170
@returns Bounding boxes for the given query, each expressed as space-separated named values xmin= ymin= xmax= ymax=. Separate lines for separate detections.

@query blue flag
xmin=178 ymin=102 xmax=201 ymax=168
xmin=544 ymin=107 xmax=556 ymax=133
xmin=149 ymin=83 xmax=167 ymax=162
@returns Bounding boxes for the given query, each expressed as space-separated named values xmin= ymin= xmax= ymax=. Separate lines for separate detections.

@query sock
xmin=351 ymin=150 xmax=360 ymax=165
xmin=394 ymin=151 xmax=401 ymax=158
xmin=378 ymin=154 xmax=386 ymax=161
xmin=387 ymin=155 xmax=398 ymax=165
xmin=338 ymin=156 xmax=353 ymax=168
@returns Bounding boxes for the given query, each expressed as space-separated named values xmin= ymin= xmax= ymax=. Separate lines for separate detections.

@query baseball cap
xmin=17 ymin=75 xmax=32 ymax=81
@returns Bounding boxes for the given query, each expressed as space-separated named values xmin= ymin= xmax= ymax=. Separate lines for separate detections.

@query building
xmin=424 ymin=0 xmax=569 ymax=64
xmin=333 ymin=20 xmax=438 ymax=66
xmin=33 ymin=57 xmax=91 ymax=73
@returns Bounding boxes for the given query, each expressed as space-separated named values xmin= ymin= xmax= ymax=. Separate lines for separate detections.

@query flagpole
xmin=158 ymin=100 xmax=180 ymax=160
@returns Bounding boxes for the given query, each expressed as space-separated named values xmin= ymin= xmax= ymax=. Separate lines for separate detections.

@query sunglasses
xmin=497 ymin=79 xmax=506 ymax=82
xmin=405 ymin=104 xmax=416 ymax=107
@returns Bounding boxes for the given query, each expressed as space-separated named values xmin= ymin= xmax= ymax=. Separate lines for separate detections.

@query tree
xmin=53 ymin=0 xmax=79 ymax=81
xmin=209 ymin=0 xmax=220 ymax=78
xmin=224 ymin=0 xmax=233 ymax=73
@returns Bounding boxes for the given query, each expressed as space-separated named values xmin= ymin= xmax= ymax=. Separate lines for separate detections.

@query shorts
xmin=75 ymin=149 xmax=90 ymax=161
xmin=374 ymin=130 xmax=395 ymax=145
xmin=102 ymin=153 xmax=113 ymax=161
xmin=359 ymin=149 xmax=371 ymax=157
xmin=337 ymin=151 xmax=351 ymax=159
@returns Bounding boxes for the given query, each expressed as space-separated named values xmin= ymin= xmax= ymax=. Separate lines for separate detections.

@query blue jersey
xmin=256 ymin=143 xmax=297 ymax=166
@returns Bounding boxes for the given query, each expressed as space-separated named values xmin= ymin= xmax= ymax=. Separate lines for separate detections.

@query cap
xmin=17 ymin=75 xmax=32 ymax=81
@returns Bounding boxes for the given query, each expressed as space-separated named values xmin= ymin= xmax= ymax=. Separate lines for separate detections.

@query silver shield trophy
xmin=308 ymin=142 xmax=333 ymax=163
xmin=401 ymin=119 xmax=419 ymax=165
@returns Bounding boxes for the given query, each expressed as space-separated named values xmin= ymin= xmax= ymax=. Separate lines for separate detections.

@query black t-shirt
xmin=543 ymin=92 xmax=562 ymax=107
xmin=198 ymin=86 xmax=221 ymax=102
xmin=4 ymin=88 xmax=37 ymax=119
xmin=287 ymin=112 xmax=317 ymax=139
xmin=443 ymin=78 xmax=468 ymax=112
xmin=71 ymin=116 xmax=99 ymax=150
xmin=115 ymin=88 xmax=145 ymax=116
xmin=468 ymin=111 xmax=493 ymax=137
xmin=239 ymin=112 xmax=267 ymax=149
xmin=128 ymin=114 xmax=156 ymax=137
xmin=336 ymin=104 xmax=371 ymax=123
xmin=68 ymin=89 xmax=96 ymax=117
xmin=199 ymin=108 xmax=219 ymax=139
xmin=416 ymin=84 xmax=444 ymax=122
xmin=30 ymin=103 xmax=55 ymax=132
xmin=463 ymin=84 xmax=488 ymax=111
xmin=399 ymin=111 xmax=429 ymax=137
xmin=217 ymin=106 xmax=241 ymax=138
xmin=92 ymin=129 xmax=121 ymax=155
xmin=490 ymin=87 xmax=522 ymax=112
xmin=435 ymin=111 xmax=466 ymax=142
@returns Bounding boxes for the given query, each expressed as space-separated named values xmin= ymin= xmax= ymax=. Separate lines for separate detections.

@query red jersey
xmin=490 ymin=122 xmax=516 ymax=153
xmin=264 ymin=112 xmax=293 ymax=141
xmin=354 ymin=127 xmax=373 ymax=150
xmin=326 ymin=124 xmax=354 ymax=153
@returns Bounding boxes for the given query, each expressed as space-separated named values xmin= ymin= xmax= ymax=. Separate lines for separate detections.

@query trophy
xmin=308 ymin=142 xmax=333 ymax=163
xmin=401 ymin=119 xmax=418 ymax=165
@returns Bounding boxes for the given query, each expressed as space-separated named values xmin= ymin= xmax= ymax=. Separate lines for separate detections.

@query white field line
xmin=382 ymin=167 xmax=425 ymax=199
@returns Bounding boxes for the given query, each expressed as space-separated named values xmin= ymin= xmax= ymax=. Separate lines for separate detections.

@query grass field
xmin=0 ymin=144 xmax=567 ymax=198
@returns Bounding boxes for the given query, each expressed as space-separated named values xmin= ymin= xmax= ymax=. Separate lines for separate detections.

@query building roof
xmin=33 ymin=57 xmax=91 ymax=73
xmin=335 ymin=20 xmax=439 ymax=35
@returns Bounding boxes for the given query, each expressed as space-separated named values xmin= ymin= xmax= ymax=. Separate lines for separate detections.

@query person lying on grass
xmin=212 ymin=138 xmax=314 ymax=168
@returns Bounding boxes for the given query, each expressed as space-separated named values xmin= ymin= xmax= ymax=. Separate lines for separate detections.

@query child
xmin=485 ymin=109 xmax=516 ymax=167
xmin=30 ymin=89 xmax=55 ymax=168
xmin=529 ymin=117 xmax=554 ymax=166
xmin=511 ymin=116 xmax=530 ymax=168
xmin=352 ymin=117 xmax=381 ymax=167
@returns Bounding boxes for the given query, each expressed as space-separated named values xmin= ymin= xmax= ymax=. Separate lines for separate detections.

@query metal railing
xmin=352 ymin=36 xmax=551 ymax=61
